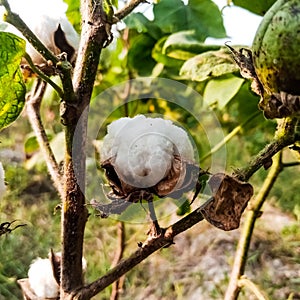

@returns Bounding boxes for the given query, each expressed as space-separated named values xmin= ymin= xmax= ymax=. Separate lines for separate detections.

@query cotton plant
xmin=94 ymin=115 xmax=200 ymax=236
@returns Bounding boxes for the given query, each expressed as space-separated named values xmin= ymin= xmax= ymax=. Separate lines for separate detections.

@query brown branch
xmin=72 ymin=206 xmax=204 ymax=299
xmin=114 ymin=0 xmax=151 ymax=23
xmin=59 ymin=0 xmax=112 ymax=297
xmin=26 ymin=80 xmax=64 ymax=198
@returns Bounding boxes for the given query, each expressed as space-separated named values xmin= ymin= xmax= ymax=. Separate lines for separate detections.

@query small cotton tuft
xmin=101 ymin=115 xmax=196 ymax=189
xmin=28 ymin=257 xmax=59 ymax=298
xmin=28 ymin=252 xmax=87 ymax=298
xmin=0 ymin=163 xmax=6 ymax=200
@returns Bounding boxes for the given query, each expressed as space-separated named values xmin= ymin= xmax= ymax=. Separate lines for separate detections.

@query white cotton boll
xmin=101 ymin=117 xmax=132 ymax=161
xmin=101 ymin=115 xmax=195 ymax=189
xmin=28 ymin=257 xmax=59 ymax=298
xmin=3 ymin=0 xmax=79 ymax=64
xmin=28 ymin=253 xmax=87 ymax=298
xmin=0 ymin=162 xmax=6 ymax=200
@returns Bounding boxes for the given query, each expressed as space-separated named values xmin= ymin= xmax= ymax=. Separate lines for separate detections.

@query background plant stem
xmin=224 ymin=151 xmax=283 ymax=300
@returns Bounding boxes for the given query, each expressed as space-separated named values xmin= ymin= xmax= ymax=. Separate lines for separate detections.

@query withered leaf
xmin=199 ymin=173 xmax=253 ymax=231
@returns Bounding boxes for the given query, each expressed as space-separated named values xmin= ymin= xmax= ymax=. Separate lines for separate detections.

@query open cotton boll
xmin=101 ymin=115 xmax=195 ymax=189
xmin=0 ymin=162 xmax=6 ymax=200
xmin=28 ymin=257 xmax=59 ymax=298
xmin=2 ymin=0 xmax=79 ymax=64
xmin=28 ymin=252 xmax=87 ymax=298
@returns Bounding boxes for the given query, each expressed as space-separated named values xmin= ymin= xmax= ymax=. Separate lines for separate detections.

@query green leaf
xmin=180 ymin=47 xmax=239 ymax=82
xmin=161 ymin=30 xmax=221 ymax=61
xmin=153 ymin=0 xmax=226 ymax=39
xmin=64 ymin=0 xmax=81 ymax=32
xmin=24 ymin=133 xmax=53 ymax=156
xmin=153 ymin=0 xmax=188 ymax=34
xmin=203 ymin=75 xmax=244 ymax=109
xmin=102 ymin=0 xmax=114 ymax=22
xmin=176 ymin=198 xmax=191 ymax=216
xmin=152 ymin=37 xmax=185 ymax=68
xmin=127 ymin=33 xmax=157 ymax=75
xmin=232 ymin=0 xmax=276 ymax=16
xmin=231 ymin=81 xmax=262 ymax=126
xmin=187 ymin=0 xmax=226 ymax=38
xmin=124 ymin=13 xmax=162 ymax=40
xmin=0 ymin=32 xmax=26 ymax=131
xmin=163 ymin=30 xmax=221 ymax=55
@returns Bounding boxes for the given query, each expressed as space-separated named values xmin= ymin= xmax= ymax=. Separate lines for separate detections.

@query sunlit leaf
xmin=162 ymin=30 xmax=221 ymax=55
xmin=0 ymin=32 xmax=26 ymax=131
xmin=180 ymin=47 xmax=239 ymax=81
xmin=203 ymin=75 xmax=244 ymax=109
xmin=152 ymin=37 xmax=185 ymax=68
xmin=161 ymin=30 xmax=222 ymax=61
xmin=233 ymin=0 xmax=276 ymax=16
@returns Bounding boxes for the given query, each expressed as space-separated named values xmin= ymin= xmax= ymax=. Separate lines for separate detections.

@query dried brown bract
xmin=199 ymin=173 xmax=253 ymax=231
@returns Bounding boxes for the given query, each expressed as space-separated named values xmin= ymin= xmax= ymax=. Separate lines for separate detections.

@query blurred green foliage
xmin=0 ymin=0 xmax=299 ymax=299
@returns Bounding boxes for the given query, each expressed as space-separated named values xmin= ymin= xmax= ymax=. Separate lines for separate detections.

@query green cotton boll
xmin=253 ymin=0 xmax=300 ymax=95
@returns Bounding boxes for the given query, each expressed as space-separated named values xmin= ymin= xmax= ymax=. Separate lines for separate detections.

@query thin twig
xmin=26 ymin=80 xmax=64 ymax=198
xmin=23 ymin=53 xmax=64 ymax=98
xmin=282 ymin=161 xmax=300 ymax=167
xmin=224 ymin=151 xmax=283 ymax=300
xmin=114 ymin=0 xmax=151 ymax=23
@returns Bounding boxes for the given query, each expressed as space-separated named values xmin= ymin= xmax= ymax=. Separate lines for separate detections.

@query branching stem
xmin=23 ymin=53 xmax=64 ymax=98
